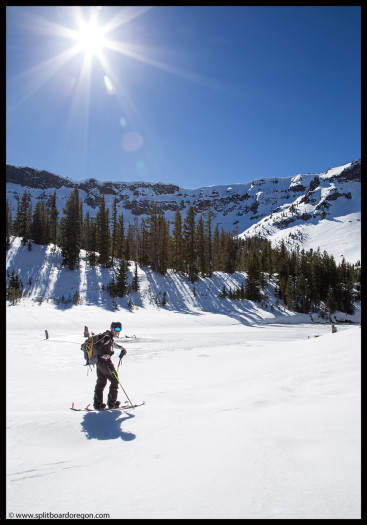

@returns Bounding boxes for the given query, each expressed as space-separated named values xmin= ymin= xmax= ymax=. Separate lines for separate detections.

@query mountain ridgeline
xmin=6 ymin=159 xmax=360 ymax=236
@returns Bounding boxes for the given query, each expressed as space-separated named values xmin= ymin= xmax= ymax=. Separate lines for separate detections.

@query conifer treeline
xmin=7 ymin=189 xmax=361 ymax=315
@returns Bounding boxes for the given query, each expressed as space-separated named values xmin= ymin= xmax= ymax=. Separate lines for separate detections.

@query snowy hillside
xmin=6 ymin=237 xmax=361 ymax=324
xmin=6 ymin=239 xmax=361 ymax=518
xmin=6 ymin=159 xmax=361 ymax=264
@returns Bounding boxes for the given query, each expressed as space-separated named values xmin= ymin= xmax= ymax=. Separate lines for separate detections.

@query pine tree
xmin=107 ymin=274 xmax=117 ymax=298
xmin=289 ymin=250 xmax=299 ymax=280
xmin=157 ymin=213 xmax=170 ymax=275
xmin=309 ymin=254 xmax=321 ymax=311
xmin=337 ymin=259 xmax=355 ymax=314
xmin=125 ymin=223 xmax=133 ymax=262
xmin=354 ymin=264 xmax=361 ymax=302
xmin=59 ymin=188 xmax=81 ymax=270
xmin=96 ymin=195 xmax=110 ymax=267
xmin=340 ymin=281 xmax=355 ymax=315
xmin=6 ymin=199 xmax=13 ymax=250
xmin=7 ymin=268 xmax=23 ymax=305
xmin=110 ymin=198 xmax=119 ymax=267
xmin=132 ymin=262 xmax=140 ymax=292
xmin=115 ymin=258 xmax=129 ymax=297
xmin=245 ymin=252 xmax=262 ymax=301
xmin=204 ymin=205 xmax=213 ymax=277
xmin=79 ymin=200 xmax=83 ymax=238
xmin=196 ymin=215 xmax=208 ymax=276
xmin=127 ymin=297 xmax=134 ymax=309
xmin=183 ymin=206 xmax=198 ymax=282
xmin=259 ymin=238 xmax=273 ymax=280
xmin=326 ymin=285 xmax=337 ymax=319
xmin=218 ymin=286 xmax=227 ymax=299
xmin=48 ymin=191 xmax=59 ymax=248
xmin=138 ymin=217 xmax=150 ymax=267
xmin=145 ymin=204 xmax=169 ymax=274
xmin=172 ymin=210 xmax=185 ymax=273
xmin=116 ymin=212 xmax=126 ymax=261
xmin=81 ymin=211 xmax=90 ymax=252
xmin=274 ymin=240 xmax=290 ymax=300
xmin=147 ymin=203 xmax=160 ymax=272
xmin=320 ymin=251 xmax=338 ymax=301
xmin=130 ymin=217 xmax=141 ymax=263
xmin=14 ymin=190 xmax=31 ymax=245
xmin=223 ymin=231 xmax=238 ymax=274
xmin=73 ymin=290 xmax=82 ymax=305
xmin=212 ymin=224 xmax=221 ymax=271
xmin=295 ymin=273 xmax=310 ymax=313
xmin=86 ymin=215 xmax=97 ymax=266
xmin=30 ymin=201 xmax=48 ymax=245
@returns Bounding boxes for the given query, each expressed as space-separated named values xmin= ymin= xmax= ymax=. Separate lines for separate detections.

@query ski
xmin=70 ymin=401 xmax=145 ymax=412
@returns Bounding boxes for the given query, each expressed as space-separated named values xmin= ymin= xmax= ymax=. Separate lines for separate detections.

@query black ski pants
xmin=94 ymin=359 xmax=119 ymax=406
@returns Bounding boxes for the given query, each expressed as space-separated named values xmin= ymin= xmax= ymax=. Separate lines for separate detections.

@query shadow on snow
xmin=141 ymin=267 xmax=283 ymax=326
xmin=81 ymin=410 xmax=136 ymax=441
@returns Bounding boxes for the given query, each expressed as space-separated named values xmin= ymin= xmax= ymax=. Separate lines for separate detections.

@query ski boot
xmin=93 ymin=402 xmax=106 ymax=410
xmin=108 ymin=400 xmax=121 ymax=409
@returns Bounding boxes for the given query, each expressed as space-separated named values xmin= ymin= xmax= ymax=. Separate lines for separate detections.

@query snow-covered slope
xmin=6 ymin=159 xmax=361 ymax=264
xmin=6 ymin=237 xmax=361 ymax=324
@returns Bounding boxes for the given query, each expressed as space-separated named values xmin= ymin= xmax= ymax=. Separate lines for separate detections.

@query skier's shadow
xmin=81 ymin=410 xmax=136 ymax=441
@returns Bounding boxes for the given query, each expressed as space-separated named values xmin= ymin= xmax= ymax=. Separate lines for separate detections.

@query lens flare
xmin=136 ymin=159 xmax=148 ymax=177
xmin=122 ymin=131 xmax=144 ymax=152
xmin=103 ymin=75 xmax=115 ymax=94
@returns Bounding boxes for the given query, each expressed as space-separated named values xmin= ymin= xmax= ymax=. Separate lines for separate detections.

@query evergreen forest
xmin=6 ymin=189 xmax=361 ymax=316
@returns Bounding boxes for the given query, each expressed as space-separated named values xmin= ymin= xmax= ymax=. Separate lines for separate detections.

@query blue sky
xmin=6 ymin=6 xmax=361 ymax=187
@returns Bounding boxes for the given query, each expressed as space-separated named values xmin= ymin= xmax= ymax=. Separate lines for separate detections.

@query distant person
xmin=93 ymin=322 xmax=127 ymax=410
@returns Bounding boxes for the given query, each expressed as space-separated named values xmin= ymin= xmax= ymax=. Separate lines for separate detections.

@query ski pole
xmin=113 ymin=371 xmax=134 ymax=408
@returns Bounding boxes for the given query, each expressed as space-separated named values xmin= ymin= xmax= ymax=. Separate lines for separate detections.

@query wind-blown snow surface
xmin=6 ymin=239 xmax=361 ymax=519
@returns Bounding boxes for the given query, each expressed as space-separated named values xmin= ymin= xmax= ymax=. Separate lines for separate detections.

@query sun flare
xmin=74 ymin=20 xmax=106 ymax=58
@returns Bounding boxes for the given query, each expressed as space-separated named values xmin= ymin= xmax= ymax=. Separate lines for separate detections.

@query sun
xmin=74 ymin=19 xmax=106 ymax=58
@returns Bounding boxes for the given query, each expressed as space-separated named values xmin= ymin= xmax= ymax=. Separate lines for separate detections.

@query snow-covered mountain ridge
xmin=6 ymin=159 xmax=361 ymax=263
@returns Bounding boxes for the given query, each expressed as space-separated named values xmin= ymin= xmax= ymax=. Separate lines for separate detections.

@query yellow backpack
xmin=80 ymin=333 xmax=103 ymax=367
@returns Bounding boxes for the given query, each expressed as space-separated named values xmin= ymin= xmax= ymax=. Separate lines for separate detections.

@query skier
xmin=93 ymin=322 xmax=127 ymax=410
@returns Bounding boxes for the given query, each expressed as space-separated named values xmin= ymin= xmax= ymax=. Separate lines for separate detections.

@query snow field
xmin=6 ymin=303 xmax=360 ymax=519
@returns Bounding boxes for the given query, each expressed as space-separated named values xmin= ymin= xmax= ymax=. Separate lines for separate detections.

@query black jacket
xmin=95 ymin=330 xmax=116 ymax=359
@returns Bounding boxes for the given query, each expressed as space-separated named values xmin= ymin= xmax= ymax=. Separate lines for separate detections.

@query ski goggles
xmin=113 ymin=326 xmax=121 ymax=332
